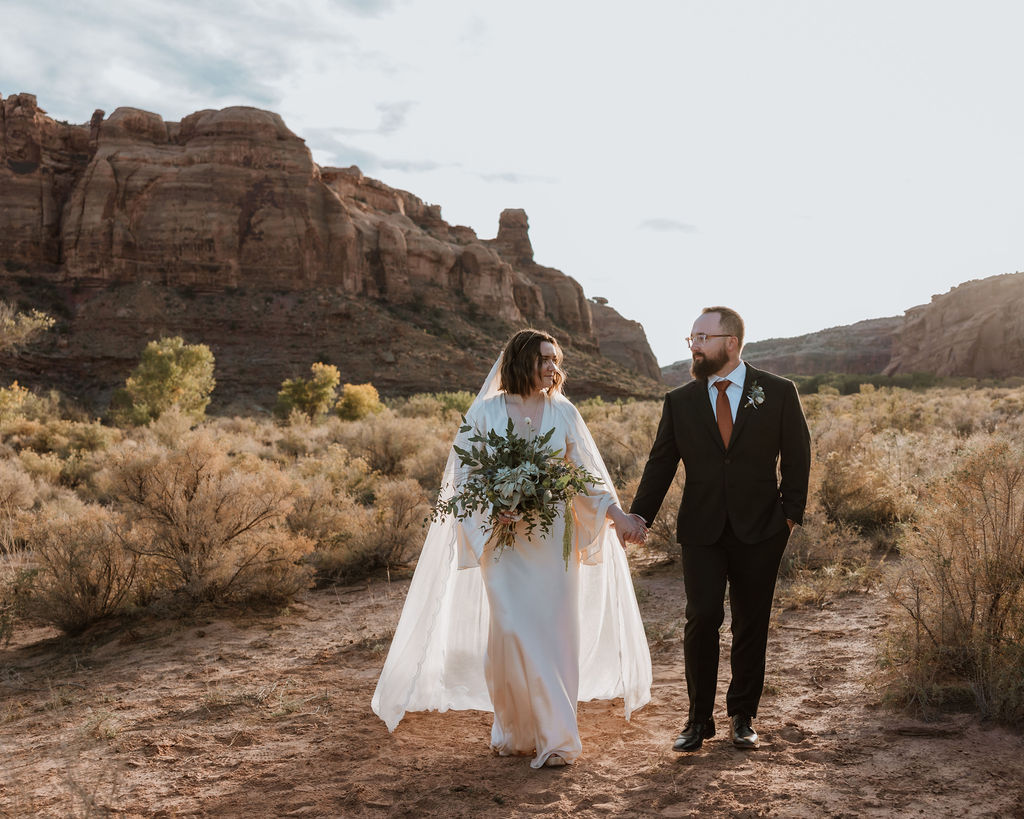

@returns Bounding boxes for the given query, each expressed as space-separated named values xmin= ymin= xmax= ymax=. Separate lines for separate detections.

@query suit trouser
xmin=680 ymin=521 xmax=789 ymax=720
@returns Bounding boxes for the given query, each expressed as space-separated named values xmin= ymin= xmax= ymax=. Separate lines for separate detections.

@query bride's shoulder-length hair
xmin=499 ymin=328 xmax=565 ymax=396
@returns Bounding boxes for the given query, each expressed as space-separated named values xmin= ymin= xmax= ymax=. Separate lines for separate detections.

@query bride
xmin=371 ymin=328 xmax=652 ymax=768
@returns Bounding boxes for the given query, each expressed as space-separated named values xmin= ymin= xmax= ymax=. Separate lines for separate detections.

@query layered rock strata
xmin=661 ymin=271 xmax=1024 ymax=386
xmin=588 ymin=297 xmax=662 ymax=382
xmin=661 ymin=317 xmax=901 ymax=387
xmin=0 ymin=93 xmax=661 ymax=402
xmin=884 ymin=272 xmax=1024 ymax=377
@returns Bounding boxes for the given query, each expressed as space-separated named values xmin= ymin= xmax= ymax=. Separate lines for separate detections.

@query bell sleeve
xmin=562 ymin=400 xmax=619 ymax=565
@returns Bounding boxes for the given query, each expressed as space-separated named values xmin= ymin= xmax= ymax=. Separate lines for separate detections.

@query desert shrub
xmin=359 ymin=477 xmax=429 ymax=565
xmin=818 ymin=447 xmax=913 ymax=531
xmin=0 ymin=557 xmax=33 ymax=645
xmin=2 ymin=418 xmax=66 ymax=453
xmin=274 ymin=415 xmax=340 ymax=459
xmin=287 ymin=446 xmax=425 ymax=584
xmin=275 ymin=362 xmax=341 ymax=421
xmin=431 ymin=390 xmax=475 ymax=415
xmin=293 ymin=444 xmax=377 ymax=502
xmin=401 ymin=434 xmax=453 ymax=492
xmin=1 ymin=416 xmax=120 ymax=458
xmin=17 ymin=449 xmax=64 ymax=485
xmin=108 ymin=336 xmax=215 ymax=426
xmin=0 ymin=383 xmax=61 ymax=422
xmin=304 ymin=477 xmax=428 ymax=583
xmin=886 ymin=436 xmax=1024 ymax=722
xmin=288 ymin=474 xmax=357 ymax=542
xmin=777 ymin=514 xmax=882 ymax=608
xmin=783 ymin=465 xmax=868 ymax=576
xmin=287 ymin=476 xmax=371 ymax=583
xmin=336 ymin=382 xmax=385 ymax=421
xmin=574 ymin=395 xmax=608 ymax=422
xmin=0 ymin=460 xmax=36 ymax=553
xmin=0 ymin=382 xmax=32 ymax=421
xmin=813 ymin=410 xmax=915 ymax=531
xmin=584 ymin=400 xmax=661 ymax=486
xmin=0 ymin=302 xmax=54 ymax=354
xmin=17 ymin=500 xmax=138 ymax=635
xmin=209 ymin=415 xmax=268 ymax=438
xmin=105 ymin=432 xmax=313 ymax=603
xmin=286 ymin=446 xmax=378 ymax=539
xmin=145 ymin=405 xmax=196 ymax=448
xmin=394 ymin=391 xmax=475 ymax=419
xmin=331 ymin=410 xmax=434 ymax=477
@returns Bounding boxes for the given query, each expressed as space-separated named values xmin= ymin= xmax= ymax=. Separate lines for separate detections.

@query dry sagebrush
xmin=886 ymin=435 xmax=1024 ymax=722
xmin=100 ymin=431 xmax=314 ymax=603
xmin=16 ymin=499 xmax=138 ymax=635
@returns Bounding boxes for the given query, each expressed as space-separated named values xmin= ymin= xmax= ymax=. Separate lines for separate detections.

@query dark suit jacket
xmin=630 ymin=364 xmax=811 ymax=546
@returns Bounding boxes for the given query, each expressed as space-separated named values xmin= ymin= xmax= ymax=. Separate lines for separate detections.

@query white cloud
xmin=638 ymin=219 xmax=698 ymax=234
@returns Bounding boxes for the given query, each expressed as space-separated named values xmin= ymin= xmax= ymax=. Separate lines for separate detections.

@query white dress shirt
xmin=707 ymin=361 xmax=746 ymax=424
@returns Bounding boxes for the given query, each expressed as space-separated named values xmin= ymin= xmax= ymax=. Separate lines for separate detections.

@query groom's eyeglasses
xmin=686 ymin=333 xmax=734 ymax=348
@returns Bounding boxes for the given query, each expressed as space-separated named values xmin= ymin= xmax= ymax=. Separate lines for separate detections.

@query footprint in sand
xmin=776 ymin=724 xmax=809 ymax=745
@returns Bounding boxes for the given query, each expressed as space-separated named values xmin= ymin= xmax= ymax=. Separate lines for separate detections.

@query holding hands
xmin=497 ymin=506 xmax=649 ymax=548
xmin=609 ymin=507 xmax=649 ymax=547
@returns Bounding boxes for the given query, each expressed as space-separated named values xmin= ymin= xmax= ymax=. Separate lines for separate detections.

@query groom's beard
xmin=690 ymin=347 xmax=729 ymax=380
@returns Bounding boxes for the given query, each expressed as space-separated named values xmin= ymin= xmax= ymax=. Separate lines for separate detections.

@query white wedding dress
xmin=371 ymin=374 xmax=651 ymax=769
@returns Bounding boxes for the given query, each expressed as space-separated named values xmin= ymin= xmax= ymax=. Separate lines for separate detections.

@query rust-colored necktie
xmin=715 ymin=379 xmax=733 ymax=447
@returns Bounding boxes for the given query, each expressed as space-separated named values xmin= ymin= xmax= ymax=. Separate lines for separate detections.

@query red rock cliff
xmin=884 ymin=272 xmax=1024 ymax=377
xmin=0 ymin=94 xmax=662 ymax=402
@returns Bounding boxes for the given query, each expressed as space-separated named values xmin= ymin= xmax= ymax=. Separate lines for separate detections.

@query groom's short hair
xmin=702 ymin=306 xmax=745 ymax=349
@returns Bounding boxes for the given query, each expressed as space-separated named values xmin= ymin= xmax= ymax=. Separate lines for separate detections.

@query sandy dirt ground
xmin=2 ymin=562 xmax=1023 ymax=818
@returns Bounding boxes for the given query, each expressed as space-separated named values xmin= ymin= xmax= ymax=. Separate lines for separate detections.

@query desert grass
xmin=884 ymin=435 xmax=1024 ymax=722
xmin=2 ymin=380 xmax=1023 ymax=722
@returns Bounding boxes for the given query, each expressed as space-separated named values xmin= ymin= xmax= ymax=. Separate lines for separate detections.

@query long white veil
xmin=371 ymin=355 xmax=652 ymax=731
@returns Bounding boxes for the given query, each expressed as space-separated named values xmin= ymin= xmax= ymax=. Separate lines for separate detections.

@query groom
xmin=630 ymin=306 xmax=810 ymax=751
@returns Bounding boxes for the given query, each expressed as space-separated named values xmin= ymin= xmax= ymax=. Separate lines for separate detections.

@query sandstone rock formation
xmin=588 ymin=298 xmax=662 ymax=382
xmin=744 ymin=317 xmax=902 ymax=378
xmin=661 ymin=272 xmax=1024 ymax=387
xmin=0 ymin=93 xmax=662 ymax=404
xmin=884 ymin=272 xmax=1024 ymax=377
xmin=661 ymin=316 xmax=901 ymax=387
xmin=0 ymin=94 xmax=92 ymax=272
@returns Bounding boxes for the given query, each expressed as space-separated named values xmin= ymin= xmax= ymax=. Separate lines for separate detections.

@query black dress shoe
xmin=731 ymin=715 xmax=759 ymax=749
xmin=672 ymin=717 xmax=715 ymax=752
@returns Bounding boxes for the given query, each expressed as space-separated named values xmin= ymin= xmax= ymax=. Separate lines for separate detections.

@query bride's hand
xmin=609 ymin=506 xmax=648 ymax=545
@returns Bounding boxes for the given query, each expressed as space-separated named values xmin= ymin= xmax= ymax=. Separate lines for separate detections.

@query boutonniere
xmin=745 ymin=382 xmax=765 ymax=409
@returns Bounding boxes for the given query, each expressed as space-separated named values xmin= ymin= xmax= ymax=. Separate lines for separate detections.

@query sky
xmin=4 ymin=0 xmax=1024 ymax=366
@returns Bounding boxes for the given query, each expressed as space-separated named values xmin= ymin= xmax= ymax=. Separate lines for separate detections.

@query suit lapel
xmin=728 ymin=365 xmax=758 ymax=449
xmin=689 ymin=380 xmax=726 ymax=452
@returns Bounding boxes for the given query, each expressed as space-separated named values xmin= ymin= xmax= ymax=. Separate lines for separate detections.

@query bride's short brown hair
xmin=499 ymin=329 xmax=565 ymax=396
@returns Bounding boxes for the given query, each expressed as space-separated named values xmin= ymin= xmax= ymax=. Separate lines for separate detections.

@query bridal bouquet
xmin=432 ymin=418 xmax=601 ymax=569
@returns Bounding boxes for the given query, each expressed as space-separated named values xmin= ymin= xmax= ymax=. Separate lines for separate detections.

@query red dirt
xmin=2 ymin=565 xmax=1023 ymax=818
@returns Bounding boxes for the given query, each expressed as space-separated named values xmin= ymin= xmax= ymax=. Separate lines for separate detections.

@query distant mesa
xmin=662 ymin=272 xmax=1024 ymax=386
xmin=0 ymin=92 xmax=662 ymax=405
xmin=883 ymin=272 xmax=1024 ymax=378
xmin=3 ymin=92 xmax=1018 ymax=403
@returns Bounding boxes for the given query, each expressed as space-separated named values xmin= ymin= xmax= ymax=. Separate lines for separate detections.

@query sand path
xmin=2 ymin=564 xmax=1023 ymax=817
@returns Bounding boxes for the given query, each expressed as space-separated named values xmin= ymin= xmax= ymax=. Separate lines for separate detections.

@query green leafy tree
xmin=275 ymin=362 xmax=342 ymax=420
xmin=336 ymin=382 xmax=385 ymax=421
xmin=109 ymin=337 xmax=215 ymax=426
